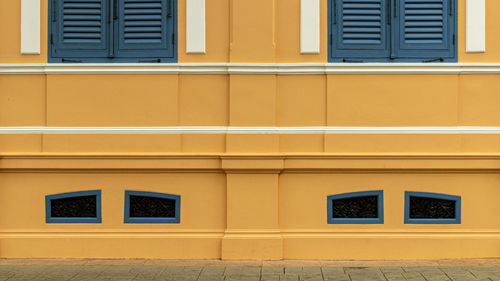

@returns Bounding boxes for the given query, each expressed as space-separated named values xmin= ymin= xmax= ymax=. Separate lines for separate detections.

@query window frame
xmin=124 ymin=190 xmax=181 ymax=224
xmin=404 ymin=191 xmax=461 ymax=224
xmin=45 ymin=190 xmax=102 ymax=223
xmin=327 ymin=190 xmax=384 ymax=224
xmin=328 ymin=0 xmax=458 ymax=62
xmin=47 ymin=0 xmax=178 ymax=63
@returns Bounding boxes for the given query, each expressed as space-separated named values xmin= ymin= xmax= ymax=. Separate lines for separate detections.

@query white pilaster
xmin=300 ymin=0 xmax=320 ymax=54
xmin=466 ymin=0 xmax=486 ymax=53
xmin=21 ymin=0 xmax=41 ymax=55
xmin=186 ymin=0 xmax=206 ymax=54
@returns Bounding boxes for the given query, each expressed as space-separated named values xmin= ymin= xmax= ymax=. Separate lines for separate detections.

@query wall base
xmin=221 ymin=233 xmax=283 ymax=260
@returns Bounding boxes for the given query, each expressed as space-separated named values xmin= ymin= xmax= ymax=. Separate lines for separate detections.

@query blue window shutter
xmin=393 ymin=0 xmax=456 ymax=61
xmin=115 ymin=0 xmax=175 ymax=60
xmin=331 ymin=0 xmax=390 ymax=61
xmin=51 ymin=0 xmax=109 ymax=60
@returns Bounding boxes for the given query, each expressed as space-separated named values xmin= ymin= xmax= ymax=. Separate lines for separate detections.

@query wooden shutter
xmin=331 ymin=0 xmax=390 ymax=61
xmin=51 ymin=0 xmax=109 ymax=60
xmin=393 ymin=0 xmax=456 ymax=60
xmin=115 ymin=0 xmax=175 ymax=60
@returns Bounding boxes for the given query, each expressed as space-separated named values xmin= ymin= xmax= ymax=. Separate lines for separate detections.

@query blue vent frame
xmin=124 ymin=190 xmax=180 ymax=224
xmin=327 ymin=190 xmax=384 ymax=224
xmin=48 ymin=0 xmax=178 ymax=63
xmin=404 ymin=191 xmax=461 ymax=224
xmin=45 ymin=190 xmax=102 ymax=223
xmin=328 ymin=0 xmax=458 ymax=62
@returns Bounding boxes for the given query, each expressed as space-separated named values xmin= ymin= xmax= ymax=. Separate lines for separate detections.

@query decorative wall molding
xmin=20 ymin=0 xmax=41 ymax=54
xmin=4 ymin=126 xmax=500 ymax=135
xmin=186 ymin=0 xmax=206 ymax=54
xmin=3 ymin=153 xmax=500 ymax=172
xmin=466 ymin=0 xmax=486 ymax=53
xmin=300 ymin=0 xmax=320 ymax=54
xmin=2 ymin=63 xmax=500 ymax=75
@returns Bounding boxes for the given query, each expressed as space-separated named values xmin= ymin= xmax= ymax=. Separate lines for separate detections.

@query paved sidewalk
xmin=1 ymin=259 xmax=500 ymax=281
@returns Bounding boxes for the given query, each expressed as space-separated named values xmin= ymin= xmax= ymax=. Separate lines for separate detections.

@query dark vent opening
xmin=332 ymin=195 xmax=378 ymax=218
xmin=129 ymin=195 xmax=176 ymax=218
xmin=51 ymin=195 xmax=97 ymax=218
xmin=409 ymin=196 xmax=456 ymax=219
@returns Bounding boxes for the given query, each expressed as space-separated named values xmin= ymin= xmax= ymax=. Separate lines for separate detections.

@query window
xmin=404 ymin=191 xmax=461 ymax=224
xmin=48 ymin=0 xmax=177 ymax=62
xmin=45 ymin=190 xmax=102 ymax=223
xmin=327 ymin=190 xmax=384 ymax=224
xmin=124 ymin=190 xmax=180 ymax=223
xmin=329 ymin=0 xmax=457 ymax=62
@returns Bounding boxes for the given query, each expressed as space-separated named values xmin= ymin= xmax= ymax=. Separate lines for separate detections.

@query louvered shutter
xmin=51 ymin=0 xmax=109 ymax=60
xmin=393 ymin=0 xmax=456 ymax=60
xmin=115 ymin=0 xmax=175 ymax=60
xmin=331 ymin=0 xmax=390 ymax=61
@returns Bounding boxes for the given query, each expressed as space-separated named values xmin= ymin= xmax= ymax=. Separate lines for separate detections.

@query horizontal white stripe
xmin=3 ymin=127 xmax=500 ymax=134
xmin=2 ymin=63 xmax=500 ymax=75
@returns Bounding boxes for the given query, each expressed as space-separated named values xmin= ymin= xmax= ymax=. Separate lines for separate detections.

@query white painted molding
xmin=20 ymin=0 xmax=41 ymax=55
xmin=466 ymin=0 xmax=486 ymax=53
xmin=2 ymin=63 xmax=500 ymax=75
xmin=186 ymin=0 xmax=206 ymax=54
xmin=4 ymin=126 xmax=500 ymax=135
xmin=300 ymin=0 xmax=320 ymax=54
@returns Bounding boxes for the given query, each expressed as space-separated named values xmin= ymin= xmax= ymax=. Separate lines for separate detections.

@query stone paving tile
xmin=262 ymin=266 xmax=284 ymax=275
xmin=6 ymin=264 xmax=500 ymax=281
xmin=299 ymin=274 xmax=323 ymax=281
xmin=283 ymin=275 xmax=300 ymax=281
xmin=261 ymin=274 xmax=282 ymax=281
xmin=324 ymin=277 xmax=349 ymax=281
xmin=224 ymin=276 xmax=260 ymax=281
xmin=196 ymin=275 xmax=224 ymax=281
xmin=224 ymin=266 xmax=261 ymax=277
xmin=285 ymin=267 xmax=303 ymax=275
xmin=199 ymin=266 xmax=225 ymax=275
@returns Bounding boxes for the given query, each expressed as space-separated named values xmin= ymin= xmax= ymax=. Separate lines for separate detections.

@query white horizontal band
xmin=2 ymin=63 xmax=500 ymax=75
xmin=3 ymin=127 xmax=500 ymax=134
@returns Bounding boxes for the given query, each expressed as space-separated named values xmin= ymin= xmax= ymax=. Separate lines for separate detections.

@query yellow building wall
xmin=0 ymin=74 xmax=493 ymax=154
xmin=2 ymin=0 xmax=500 ymax=63
xmin=1 ymin=0 xmax=500 ymax=260
xmin=0 ymin=172 xmax=225 ymax=259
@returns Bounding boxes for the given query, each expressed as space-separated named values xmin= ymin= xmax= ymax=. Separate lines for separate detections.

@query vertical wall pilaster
xmin=221 ymin=157 xmax=284 ymax=260
xmin=186 ymin=0 xmax=206 ymax=53
xmin=300 ymin=0 xmax=320 ymax=54
xmin=20 ymin=0 xmax=41 ymax=54
xmin=229 ymin=0 xmax=276 ymax=62
xmin=466 ymin=0 xmax=486 ymax=53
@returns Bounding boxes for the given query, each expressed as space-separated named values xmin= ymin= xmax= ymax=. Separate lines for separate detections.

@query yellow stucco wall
xmin=2 ymin=74 xmax=500 ymax=153
xmin=1 ymin=0 xmax=500 ymax=260
xmin=1 ymin=0 xmax=500 ymax=63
